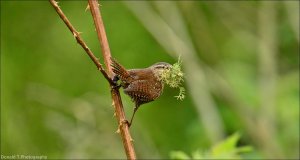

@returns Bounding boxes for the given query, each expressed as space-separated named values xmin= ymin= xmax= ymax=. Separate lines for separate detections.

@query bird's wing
xmin=124 ymin=79 xmax=162 ymax=106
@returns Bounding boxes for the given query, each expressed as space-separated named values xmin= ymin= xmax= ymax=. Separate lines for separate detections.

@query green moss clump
xmin=159 ymin=58 xmax=185 ymax=100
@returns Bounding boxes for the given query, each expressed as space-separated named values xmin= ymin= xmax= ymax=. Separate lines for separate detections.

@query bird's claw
xmin=111 ymin=75 xmax=121 ymax=90
xmin=112 ymin=75 xmax=119 ymax=84
xmin=121 ymin=119 xmax=131 ymax=127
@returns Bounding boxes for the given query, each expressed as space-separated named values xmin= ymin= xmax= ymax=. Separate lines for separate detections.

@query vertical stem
xmin=88 ymin=0 xmax=112 ymax=75
xmin=88 ymin=0 xmax=136 ymax=159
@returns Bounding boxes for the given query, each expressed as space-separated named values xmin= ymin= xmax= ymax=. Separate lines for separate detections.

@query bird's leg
xmin=128 ymin=104 xmax=139 ymax=128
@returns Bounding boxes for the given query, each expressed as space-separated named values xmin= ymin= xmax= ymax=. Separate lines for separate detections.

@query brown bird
xmin=111 ymin=58 xmax=172 ymax=127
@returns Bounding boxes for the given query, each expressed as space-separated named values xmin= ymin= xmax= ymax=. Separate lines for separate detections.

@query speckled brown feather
xmin=111 ymin=59 xmax=164 ymax=108
xmin=124 ymin=79 xmax=163 ymax=107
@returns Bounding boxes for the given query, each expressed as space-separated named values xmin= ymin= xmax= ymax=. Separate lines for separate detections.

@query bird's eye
xmin=156 ymin=65 xmax=164 ymax=69
xmin=164 ymin=65 xmax=170 ymax=69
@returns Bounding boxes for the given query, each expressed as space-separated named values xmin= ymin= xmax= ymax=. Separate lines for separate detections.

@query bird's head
xmin=150 ymin=62 xmax=172 ymax=79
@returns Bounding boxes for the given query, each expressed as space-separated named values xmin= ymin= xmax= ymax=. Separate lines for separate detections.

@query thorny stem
xmin=49 ymin=0 xmax=136 ymax=159
xmin=88 ymin=0 xmax=112 ymax=75
xmin=49 ymin=0 xmax=113 ymax=85
xmin=88 ymin=0 xmax=136 ymax=159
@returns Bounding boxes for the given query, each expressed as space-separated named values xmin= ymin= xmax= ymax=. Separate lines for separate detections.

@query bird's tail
xmin=110 ymin=57 xmax=130 ymax=81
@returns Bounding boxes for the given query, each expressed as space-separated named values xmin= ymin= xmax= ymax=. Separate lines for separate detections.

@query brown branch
xmin=88 ymin=0 xmax=113 ymax=75
xmin=49 ymin=0 xmax=113 ymax=85
xmin=49 ymin=0 xmax=136 ymax=159
xmin=88 ymin=1 xmax=136 ymax=159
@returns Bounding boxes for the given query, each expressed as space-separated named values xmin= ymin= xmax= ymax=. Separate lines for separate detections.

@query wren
xmin=111 ymin=58 xmax=171 ymax=127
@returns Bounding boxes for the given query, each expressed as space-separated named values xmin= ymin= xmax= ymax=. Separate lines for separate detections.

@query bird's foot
xmin=116 ymin=119 xmax=131 ymax=134
xmin=111 ymin=75 xmax=121 ymax=90
xmin=121 ymin=119 xmax=131 ymax=127
xmin=112 ymin=75 xmax=119 ymax=84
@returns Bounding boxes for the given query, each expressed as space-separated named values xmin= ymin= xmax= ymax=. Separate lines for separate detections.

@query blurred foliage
xmin=170 ymin=133 xmax=252 ymax=159
xmin=1 ymin=1 xmax=299 ymax=159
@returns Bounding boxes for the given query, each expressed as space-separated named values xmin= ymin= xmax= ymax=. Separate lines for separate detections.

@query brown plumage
xmin=111 ymin=58 xmax=171 ymax=127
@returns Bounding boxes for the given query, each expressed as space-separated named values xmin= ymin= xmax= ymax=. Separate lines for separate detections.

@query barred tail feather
xmin=110 ymin=58 xmax=130 ymax=81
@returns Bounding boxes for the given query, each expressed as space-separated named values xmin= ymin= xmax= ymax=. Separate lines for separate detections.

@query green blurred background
xmin=1 ymin=1 xmax=299 ymax=159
